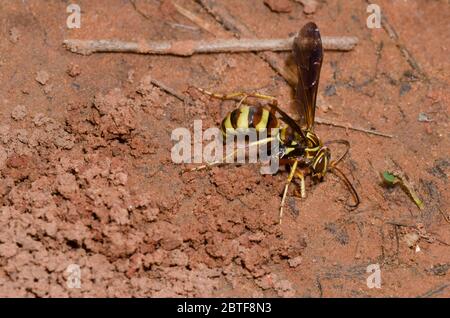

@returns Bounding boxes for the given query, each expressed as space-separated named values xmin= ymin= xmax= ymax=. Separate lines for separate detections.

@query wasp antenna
xmin=326 ymin=139 xmax=350 ymax=166
xmin=329 ymin=165 xmax=360 ymax=207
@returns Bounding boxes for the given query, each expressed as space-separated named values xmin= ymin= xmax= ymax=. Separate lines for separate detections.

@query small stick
xmin=169 ymin=23 xmax=200 ymax=32
xmin=150 ymin=78 xmax=190 ymax=103
xmin=172 ymin=2 xmax=216 ymax=34
xmin=385 ymin=221 xmax=416 ymax=228
xmin=439 ymin=208 xmax=450 ymax=224
xmin=63 ymin=36 xmax=358 ymax=56
xmin=419 ymin=284 xmax=450 ymax=298
xmin=315 ymin=116 xmax=394 ymax=138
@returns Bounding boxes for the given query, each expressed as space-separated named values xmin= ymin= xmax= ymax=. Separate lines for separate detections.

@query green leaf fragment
xmin=381 ymin=171 xmax=424 ymax=210
xmin=382 ymin=171 xmax=398 ymax=186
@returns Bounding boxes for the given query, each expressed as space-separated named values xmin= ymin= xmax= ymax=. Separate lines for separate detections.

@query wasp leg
xmin=295 ymin=170 xmax=306 ymax=199
xmin=328 ymin=165 xmax=360 ymax=207
xmin=185 ymin=137 xmax=276 ymax=172
xmin=279 ymin=160 xmax=299 ymax=225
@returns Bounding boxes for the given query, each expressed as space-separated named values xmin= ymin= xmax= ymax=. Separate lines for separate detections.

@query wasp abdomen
xmin=221 ymin=106 xmax=279 ymax=137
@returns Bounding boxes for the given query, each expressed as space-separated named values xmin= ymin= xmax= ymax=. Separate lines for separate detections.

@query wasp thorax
xmin=279 ymin=126 xmax=303 ymax=146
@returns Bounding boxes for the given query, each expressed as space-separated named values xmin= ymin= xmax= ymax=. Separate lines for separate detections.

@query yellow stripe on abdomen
xmin=222 ymin=114 xmax=235 ymax=135
xmin=255 ymin=109 xmax=269 ymax=131
xmin=237 ymin=106 xmax=250 ymax=129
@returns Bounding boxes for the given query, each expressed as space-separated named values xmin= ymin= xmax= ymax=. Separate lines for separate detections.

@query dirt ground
xmin=0 ymin=0 xmax=449 ymax=297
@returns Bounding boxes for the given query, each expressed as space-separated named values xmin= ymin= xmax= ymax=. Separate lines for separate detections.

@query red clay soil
xmin=0 ymin=0 xmax=449 ymax=297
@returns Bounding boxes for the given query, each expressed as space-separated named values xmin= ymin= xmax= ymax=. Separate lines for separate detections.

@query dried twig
xmin=385 ymin=221 xmax=416 ymax=228
xmin=439 ymin=208 xmax=450 ymax=224
xmin=150 ymin=78 xmax=190 ymax=103
xmin=168 ymin=22 xmax=200 ymax=32
xmin=394 ymin=224 xmax=400 ymax=257
xmin=63 ymin=36 xmax=358 ymax=56
xmin=64 ymin=0 xmax=357 ymax=60
xmin=315 ymin=117 xmax=393 ymax=138
xmin=419 ymin=283 xmax=450 ymax=298
xmin=172 ymin=2 xmax=216 ymax=34
xmin=130 ymin=0 xmax=151 ymax=20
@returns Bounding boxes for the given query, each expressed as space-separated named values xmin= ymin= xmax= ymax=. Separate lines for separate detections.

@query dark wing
xmin=293 ymin=22 xmax=323 ymax=130
xmin=266 ymin=102 xmax=306 ymax=139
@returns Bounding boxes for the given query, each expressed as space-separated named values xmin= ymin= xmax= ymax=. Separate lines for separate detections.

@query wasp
xmin=190 ymin=22 xmax=360 ymax=223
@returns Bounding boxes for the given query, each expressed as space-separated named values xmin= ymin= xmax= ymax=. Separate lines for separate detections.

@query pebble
xmin=11 ymin=105 xmax=27 ymax=121
xmin=36 ymin=70 xmax=50 ymax=85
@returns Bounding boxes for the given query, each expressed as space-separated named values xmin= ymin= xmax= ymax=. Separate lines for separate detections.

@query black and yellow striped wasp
xmin=190 ymin=22 xmax=360 ymax=223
